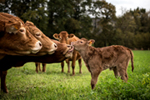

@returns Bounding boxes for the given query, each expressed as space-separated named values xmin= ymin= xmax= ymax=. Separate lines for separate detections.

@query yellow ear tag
xmin=14 ymin=25 xmax=19 ymax=29
xmin=88 ymin=41 xmax=93 ymax=46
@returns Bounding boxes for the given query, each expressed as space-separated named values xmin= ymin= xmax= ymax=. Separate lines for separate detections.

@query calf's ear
xmin=53 ymin=33 xmax=60 ymax=40
xmin=68 ymin=34 xmax=74 ymax=38
xmin=87 ymin=39 xmax=95 ymax=46
xmin=25 ymin=21 xmax=34 ymax=26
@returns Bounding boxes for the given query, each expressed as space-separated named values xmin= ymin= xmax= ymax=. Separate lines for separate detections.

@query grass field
xmin=0 ymin=51 xmax=150 ymax=100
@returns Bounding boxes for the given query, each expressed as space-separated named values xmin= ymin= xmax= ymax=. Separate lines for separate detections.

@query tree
xmin=89 ymin=0 xmax=116 ymax=47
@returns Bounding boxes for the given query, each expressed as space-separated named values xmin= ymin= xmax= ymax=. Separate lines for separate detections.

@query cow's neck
xmin=0 ymin=54 xmax=5 ymax=60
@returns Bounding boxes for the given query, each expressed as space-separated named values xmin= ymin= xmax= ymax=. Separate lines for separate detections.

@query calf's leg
xmin=118 ymin=64 xmax=128 ymax=82
xmin=90 ymin=66 xmax=102 ymax=89
xmin=1 ymin=71 xmax=8 ymax=93
xmin=112 ymin=67 xmax=120 ymax=78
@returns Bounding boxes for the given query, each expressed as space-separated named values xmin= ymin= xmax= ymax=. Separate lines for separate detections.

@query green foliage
xmin=0 ymin=51 xmax=150 ymax=100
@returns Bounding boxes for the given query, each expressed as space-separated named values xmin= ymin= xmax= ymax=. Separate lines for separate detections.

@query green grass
xmin=0 ymin=50 xmax=150 ymax=100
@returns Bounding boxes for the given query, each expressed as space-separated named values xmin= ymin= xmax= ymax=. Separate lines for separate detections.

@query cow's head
xmin=53 ymin=31 xmax=74 ymax=44
xmin=0 ymin=13 xmax=42 ymax=55
xmin=25 ymin=21 xmax=57 ymax=55
xmin=71 ymin=38 xmax=95 ymax=51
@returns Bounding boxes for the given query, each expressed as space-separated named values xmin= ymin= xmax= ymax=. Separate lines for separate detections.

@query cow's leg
xmin=71 ymin=51 xmax=78 ymax=76
xmin=66 ymin=59 xmax=70 ymax=73
xmin=90 ymin=66 xmax=101 ymax=89
xmin=78 ymin=59 xmax=82 ymax=73
xmin=35 ymin=62 xmax=41 ymax=73
xmin=1 ymin=71 xmax=8 ymax=93
xmin=42 ymin=63 xmax=46 ymax=72
xmin=61 ymin=62 xmax=64 ymax=73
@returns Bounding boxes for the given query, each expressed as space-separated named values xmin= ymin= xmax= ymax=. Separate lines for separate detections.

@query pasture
xmin=0 ymin=50 xmax=150 ymax=100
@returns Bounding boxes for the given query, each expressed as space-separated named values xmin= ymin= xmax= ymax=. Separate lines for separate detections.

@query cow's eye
xmin=80 ymin=41 xmax=83 ymax=43
xmin=19 ymin=29 xmax=24 ymax=32
xmin=35 ymin=33 xmax=41 ymax=37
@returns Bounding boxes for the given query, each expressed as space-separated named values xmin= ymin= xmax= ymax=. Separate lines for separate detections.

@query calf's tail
xmin=128 ymin=48 xmax=134 ymax=72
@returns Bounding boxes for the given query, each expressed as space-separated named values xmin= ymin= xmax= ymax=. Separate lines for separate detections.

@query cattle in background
xmin=0 ymin=40 xmax=73 ymax=93
xmin=1 ymin=13 xmax=58 ymax=55
xmin=72 ymin=38 xmax=134 ymax=89
xmin=0 ymin=13 xmax=42 ymax=57
xmin=53 ymin=31 xmax=82 ymax=76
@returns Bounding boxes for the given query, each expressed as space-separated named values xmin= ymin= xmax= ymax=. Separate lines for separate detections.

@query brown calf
xmin=53 ymin=31 xmax=82 ymax=75
xmin=72 ymin=38 xmax=134 ymax=89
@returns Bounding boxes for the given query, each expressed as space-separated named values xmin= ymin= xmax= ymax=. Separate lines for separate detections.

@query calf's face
xmin=72 ymin=38 xmax=95 ymax=51
xmin=25 ymin=21 xmax=57 ymax=55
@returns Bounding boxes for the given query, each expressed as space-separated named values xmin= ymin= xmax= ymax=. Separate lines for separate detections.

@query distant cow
xmin=1 ymin=13 xmax=58 ymax=55
xmin=0 ymin=13 xmax=42 ymax=56
xmin=53 ymin=31 xmax=82 ymax=75
xmin=72 ymin=38 xmax=134 ymax=89
xmin=0 ymin=40 xmax=73 ymax=93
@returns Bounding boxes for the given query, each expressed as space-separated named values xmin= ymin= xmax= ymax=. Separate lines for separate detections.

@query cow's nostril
xmin=54 ymin=44 xmax=57 ymax=48
xmin=39 ymin=42 xmax=42 ymax=47
xmin=67 ymin=45 xmax=71 ymax=48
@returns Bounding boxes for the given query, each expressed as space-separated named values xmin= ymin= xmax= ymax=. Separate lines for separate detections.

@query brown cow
xmin=0 ymin=39 xmax=73 ymax=93
xmin=1 ymin=13 xmax=58 ymax=55
xmin=24 ymin=21 xmax=57 ymax=55
xmin=53 ymin=31 xmax=82 ymax=75
xmin=0 ymin=13 xmax=42 ymax=56
xmin=72 ymin=38 xmax=134 ymax=89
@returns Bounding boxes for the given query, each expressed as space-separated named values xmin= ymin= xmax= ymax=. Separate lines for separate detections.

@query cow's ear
xmin=87 ymin=39 xmax=95 ymax=46
xmin=6 ymin=24 xmax=19 ymax=34
xmin=53 ymin=33 xmax=60 ymax=40
xmin=68 ymin=34 xmax=74 ymax=38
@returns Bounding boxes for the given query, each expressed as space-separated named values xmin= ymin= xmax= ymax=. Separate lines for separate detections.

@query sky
xmin=106 ymin=0 xmax=150 ymax=16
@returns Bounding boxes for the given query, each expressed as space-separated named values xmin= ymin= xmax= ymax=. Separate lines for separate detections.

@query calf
xmin=0 ymin=40 xmax=73 ymax=93
xmin=53 ymin=31 xmax=82 ymax=75
xmin=72 ymin=38 xmax=134 ymax=89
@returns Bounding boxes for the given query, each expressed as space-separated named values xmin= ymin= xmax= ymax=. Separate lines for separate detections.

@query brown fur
xmin=24 ymin=21 xmax=57 ymax=55
xmin=72 ymin=38 xmax=134 ymax=89
xmin=0 ymin=13 xmax=42 ymax=56
xmin=53 ymin=31 xmax=82 ymax=75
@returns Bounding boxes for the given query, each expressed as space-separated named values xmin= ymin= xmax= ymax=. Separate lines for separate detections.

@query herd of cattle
xmin=0 ymin=12 xmax=134 ymax=93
